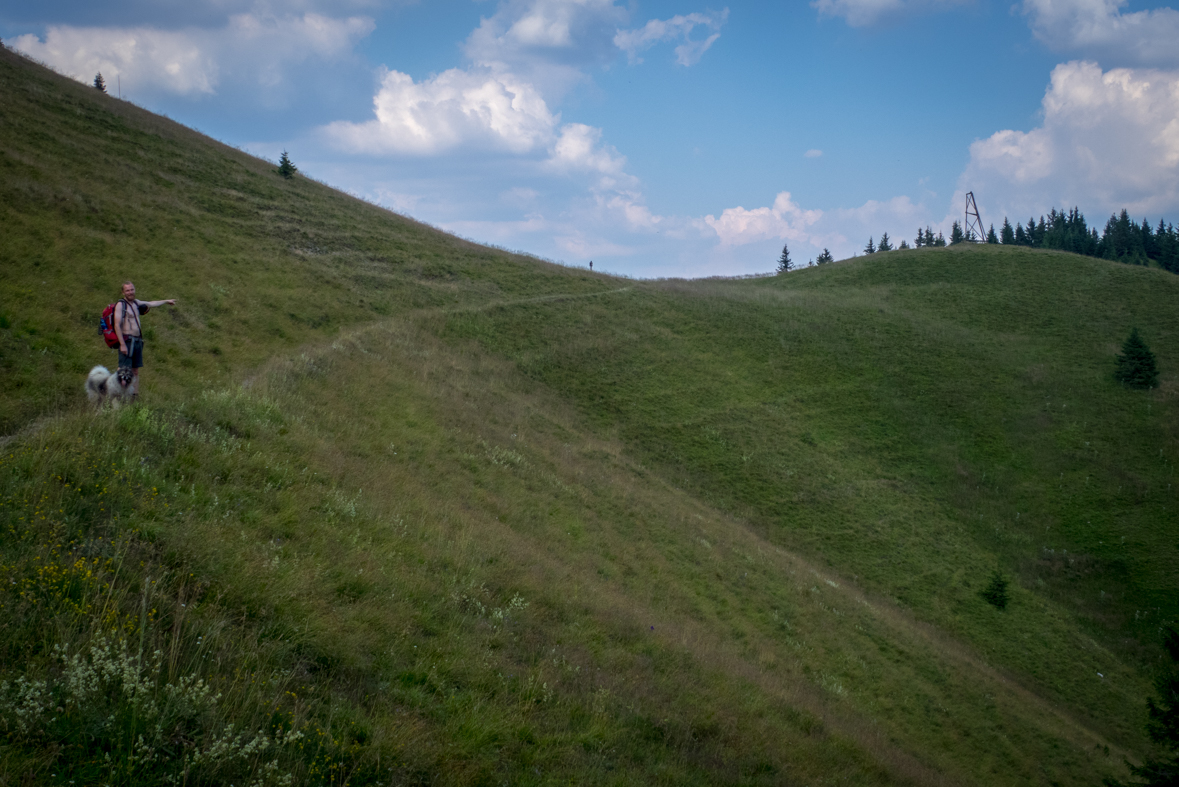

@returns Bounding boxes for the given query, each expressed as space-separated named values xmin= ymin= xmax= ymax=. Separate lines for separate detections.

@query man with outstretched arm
xmin=114 ymin=280 xmax=176 ymax=399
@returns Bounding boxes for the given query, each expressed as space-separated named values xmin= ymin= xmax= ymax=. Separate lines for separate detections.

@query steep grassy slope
xmin=2 ymin=45 xmax=1175 ymax=786
xmin=0 ymin=46 xmax=606 ymax=434
xmin=443 ymin=243 xmax=1179 ymax=737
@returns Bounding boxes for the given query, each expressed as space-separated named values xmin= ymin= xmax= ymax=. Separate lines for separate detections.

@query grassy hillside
xmin=0 ymin=45 xmax=606 ymax=434
xmin=2 ymin=45 xmax=1176 ymax=786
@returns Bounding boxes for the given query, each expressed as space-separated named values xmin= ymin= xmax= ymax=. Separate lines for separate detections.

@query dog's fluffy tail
xmin=86 ymin=365 xmax=112 ymax=404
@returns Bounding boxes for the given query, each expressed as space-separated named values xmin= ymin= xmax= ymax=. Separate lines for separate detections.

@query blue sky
xmin=4 ymin=0 xmax=1178 ymax=277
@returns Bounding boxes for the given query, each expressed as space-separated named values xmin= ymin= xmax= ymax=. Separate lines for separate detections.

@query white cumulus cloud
xmin=13 ymin=25 xmax=219 ymax=94
xmin=704 ymin=192 xmax=823 ymax=246
xmin=1023 ymin=0 xmax=1179 ymax=68
xmin=823 ymin=196 xmax=926 ymax=248
xmin=11 ymin=14 xmax=374 ymax=96
xmin=963 ymin=60 xmax=1179 ymax=219
xmin=700 ymin=191 xmax=928 ymax=262
xmin=463 ymin=0 xmax=629 ymax=98
xmin=323 ymin=67 xmax=559 ymax=155
xmin=598 ymin=192 xmax=663 ymax=231
xmin=614 ymin=9 xmax=729 ymax=66
xmin=466 ymin=0 xmax=628 ymax=63
xmin=546 ymin=123 xmax=629 ymax=177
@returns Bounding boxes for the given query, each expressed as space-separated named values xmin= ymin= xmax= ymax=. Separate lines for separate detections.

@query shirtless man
xmin=114 ymin=281 xmax=176 ymax=398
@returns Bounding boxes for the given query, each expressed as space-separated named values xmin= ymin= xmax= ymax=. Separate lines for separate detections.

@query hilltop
xmin=1 ymin=45 xmax=1177 ymax=786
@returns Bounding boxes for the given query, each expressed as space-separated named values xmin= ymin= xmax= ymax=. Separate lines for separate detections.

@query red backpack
xmin=99 ymin=300 xmax=145 ymax=349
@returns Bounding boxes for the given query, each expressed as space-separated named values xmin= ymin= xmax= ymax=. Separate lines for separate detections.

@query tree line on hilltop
xmin=988 ymin=209 xmax=1179 ymax=273
xmin=778 ymin=208 xmax=1178 ymax=274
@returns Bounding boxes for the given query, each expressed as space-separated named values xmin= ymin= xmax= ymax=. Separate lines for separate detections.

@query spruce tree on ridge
xmin=1000 ymin=218 xmax=1015 ymax=244
xmin=777 ymin=243 xmax=792 ymax=273
xmin=277 ymin=150 xmax=298 ymax=179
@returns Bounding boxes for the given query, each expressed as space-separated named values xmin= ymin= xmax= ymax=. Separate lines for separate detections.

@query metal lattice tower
xmin=964 ymin=191 xmax=986 ymax=242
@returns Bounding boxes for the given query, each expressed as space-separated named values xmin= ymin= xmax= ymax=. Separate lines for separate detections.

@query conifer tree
xmin=1107 ymin=628 xmax=1179 ymax=786
xmin=1159 ymin=222 xmax=1179 ymax=274
xmin=915 ymin=228 xmax=925 ymax=248
xmin=277 ymin=150 xmax=298 ymax=179
xmin=776 ymin=243 xmax=792 ymax=273
xmin=816 ymin=248 xmax=834 ymax=264
xmin=1143 ymin=218 xmax=1158 ymax=259
xmin=898 ymin=239 xmax=910 ymax=249
xmin=93 ymin=73 xmax=107 ymax=93
xmin=986 ymin=224 xmax=999 ymax=244
xmin=999 ymin=218 xmax=1014 ymax=244
xmin=878 ymin=232 xmax=892 ymax=252
xmin=933 ymin=232 xmax=946 ymax=247
xmin=1115 ymin=328 xmax=1159 ymax=389
xmin=1102 ymin=209 xmax=1145 ymax=263
xmin=980 ymin=570 xmax=1009 ymax=610
xmin=1025 ymin=216 xmax=1039 ymax=246
xmin=950 ymin=221 xmax=964 ymax=245
xmin=864 ymin=236 xmax=876 ymax=255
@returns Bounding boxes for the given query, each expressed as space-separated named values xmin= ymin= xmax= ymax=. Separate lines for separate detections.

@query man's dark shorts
xmin=118 ymin=337 xmax=144 ymax=369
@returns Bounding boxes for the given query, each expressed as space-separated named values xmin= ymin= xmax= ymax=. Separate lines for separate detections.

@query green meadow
xmin=1 ymin=45 xmax=1176 ymax=785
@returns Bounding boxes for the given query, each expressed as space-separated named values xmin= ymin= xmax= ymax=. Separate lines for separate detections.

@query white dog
xmin=86 ymin=365 xmax=135 ymax=408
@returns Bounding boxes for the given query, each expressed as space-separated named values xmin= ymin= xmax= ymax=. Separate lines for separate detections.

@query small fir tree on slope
xmin=277 ymin=150 xmax=298 ymax=179
xmin=93 ymin=73 xmax=107 ymax=93
xmin=980 ymin=571 xmax=1009 ymax=610
xmin=1115 ymin=328 xmax=1159 ymax=389
xmin=777 ymin=243 xmax=792 ymax=273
